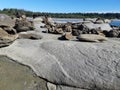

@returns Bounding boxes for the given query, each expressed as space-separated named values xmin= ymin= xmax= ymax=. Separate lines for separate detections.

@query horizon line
xmin=0 ymin=8 xmax=120 ymax=14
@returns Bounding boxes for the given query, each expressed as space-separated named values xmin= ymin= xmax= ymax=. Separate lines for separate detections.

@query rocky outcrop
xmin=18 ymin=31 xmax=43 ymax=40
xmin=14 ymin=19 xmax=34 ymax=32
xmin=0 ymin=17 xmax=119 ymax=90
xmin=0 ymin=55 xmax=47 ymax=90
xmin=107 ymin=30 xmax=120 ymax=37
xmin=0 ymin=14 xmax=18 ymax=47
xmin=84 ymin=23 xmax=112 ymax=31
xmin=58 ymin=32 xmax=73 ymax=40
xmin=45 ymin=18 xmax=113 ymax=38
xmin=0 ymin=39 xmax=120 ymax=90
xmin=0 ymin=14 xmax=15 ymax=27
xmin=0 ymin=28 xmax=18 ymax=47
xmin=77 ymin=34 xmax=108 ymax=42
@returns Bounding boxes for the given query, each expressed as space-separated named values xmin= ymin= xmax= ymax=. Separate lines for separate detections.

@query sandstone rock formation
xmin=0 ymin=14 xmax=19 ymax=47
xmin=0 ymin=17 xmax=120 ymax=90
xmin=0 ymin=55 xmax=47 ymax=90
xmin=107 ymin=30 xmax=120 ymax=37
xmin=18 ymin=31 xmax=43 ymax=40
xmin=77 ymin=34 xmax=108 ymax=42
xmin=14 ymin=18 xmax=34 ymax=32
xmin=44 ymin=18 xmax=114 ymax=38
xmin=0 ymin=14 xmax=15 ymax=27
xmin=59 ymin=32 xmax=73 ymax=40
xmin=0 ymin=27 xmax=18 ymax=47
xmin=0 ymin=38 xmax=120 ymax=90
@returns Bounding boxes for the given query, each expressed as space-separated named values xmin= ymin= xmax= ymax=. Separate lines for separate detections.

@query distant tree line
xmin=0 ymin=8 xmax=120 ymax=19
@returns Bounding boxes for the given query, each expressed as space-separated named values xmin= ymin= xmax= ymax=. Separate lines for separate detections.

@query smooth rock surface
xmin=84 ymin=23 xmax=112 ymax=31
xmin=0 ymin=38 xmax=120 ymax=90
xmin=47 ymin=82 xmax=57 ymax=90
xmin=57 ymin=86 xmax=86 ymax=90
xmin=0 ymin=55 xmax=47 ymax=90
xmin=18 ymin=31 xmax=43 ymax=40
xmin=0 ymin=18 xmax=119 ymax=90
xmin=77 ymin=34 xmax=108 ymax=42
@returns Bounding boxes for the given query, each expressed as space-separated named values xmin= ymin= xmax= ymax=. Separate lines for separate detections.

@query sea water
xmin=53 ymin=18 xmax=83 ymax=23
xmin=53 ymin=18 xmax=120 ymax=27
xmin=110 ymin=20 xmax=120 ymax=26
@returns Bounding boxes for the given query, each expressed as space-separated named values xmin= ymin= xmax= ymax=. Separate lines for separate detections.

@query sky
xmin=0 ymin=0 xmax=120 ymax=13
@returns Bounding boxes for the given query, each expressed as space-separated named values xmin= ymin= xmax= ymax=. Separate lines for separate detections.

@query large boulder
xmin=14 ymin=19 xmax=34 ymax=32
xmin=0 ymin=14 xmax=15 ymax=27
xmin=0 ymin=28 xmax=18 ymax=47
xmin=104 ymin=19 xmax=111 ymax=23
xmin=84 ymin=23 xmax=112 ymax=31
xmin=18 ymin=31 xmax=43 ymax=40
xmin=58 ymin=32 xmax=73 ymax=40
xmin=1 ymin=26 xmax=17 ymax=34
xmin=0 ymin=39 xmax=120 ymax=90
xmin=77 ymin=34 xmax=108 ymax=42
xmin=107 ymin=30 xmax=120 ymax=37
xmin=72 ymin=29 xmax=82 ymax=36
xmin=0 ymin=55 xmax=47 ymax=90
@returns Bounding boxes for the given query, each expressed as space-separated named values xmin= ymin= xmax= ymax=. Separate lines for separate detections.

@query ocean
xmin=53 ymin=18 xmax=120 ymax=27
xmin=53 ymin=18 xmax=83 ymax=23
xmin=110 ymin=20 xmax=120 ymax=27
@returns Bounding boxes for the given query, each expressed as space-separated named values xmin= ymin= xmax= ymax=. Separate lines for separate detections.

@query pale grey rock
xmin=0 ymin=14 xmax=15 ymax=27
xmin=104 ymin=19 xmax=111 ymax=23
xmin=84 ymin=18 xmax=97 ymax=22
xmin=18 ymin=31 xmax=43 ymax=40
xmin=95 ymin=20 xmax=104 ymax=24
xmin=0 ymin=55 xmax=47 ymax=90
xmin=0 ymin=28 xmax=18 ymax=47
xmin=47 ymin=82 xmax=85 ymax=90
xmin=77 ymin=34 xmax=108 ymax=42
xmin=47 ymin=82 xmax=57 ymax=90
xmin=84 ymin=23 xmax=112 ymax=31
xmin=57 ymin=86 xmax=86 ymax=90
xmin=34 ymin=17 xmax=44 ymax=22
xmin=0 ymin=39 xmax=120 ymax=90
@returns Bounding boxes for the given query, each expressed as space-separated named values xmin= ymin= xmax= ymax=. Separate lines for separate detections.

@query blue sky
xmin=0 ymin=0 xmax=120 ymax=13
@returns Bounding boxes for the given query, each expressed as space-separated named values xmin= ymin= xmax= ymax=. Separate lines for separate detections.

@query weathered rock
xmin=78 ymin=24 xmax=90 ymax=31
xmin=57 ymin=86 xmax=86 ymax=90
xmin=47 ymin=82 xmax=57 ymax=90
xmin=84 ymin=23 xmax=112 ymax=31
xmin=104 ymin=19 xmax=111 ymax=23
xmin=1 ymin=26 xmax=17 ymax=34
xmin=0 ymin=14 xmax=15 ymax=27
xmin=34 ymin=16 xmax=44 ymax=22
xmin=47 ymin=26 xmax=64 ymax=34
xmin=18 ymin=31 xmax=43 ymax=40
xmin=71 ymin=23 xmax=81 ymax=29
xmin=94 ymin=18 xmax=105 ymax=24
xmin=0 ymin=39 xmax=120 ymax=90
xmin=72 ymin=29 xmax=82 ymax=36
xmin=14 ymin=19 xmax=34 ymax=32
xmin=84 ymin=18 xmax=97 ymax=23
xmin=107 ymin=30 xmax=119 ymax=37
xmin=0 ymin=55 xmax=47 ymax=90
xmin=90 ymin=29 xmax=99 ymax=34
xmin=0 ymin=28 xmax=18 ymax=47
xmin=43 ymin=16 xmax=55 ymax=26
xmin=58 ymin=32 xmax=73 ymax=40
xmin=55 ymin=28 xmax=64 ymax=34
xmin=64 ymin=24 xmax=72 ymax=32
xmin=77 ymin=34 xmax=108 ymax=42
xmin=47 ymin=82 xmax=86 ymax=90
